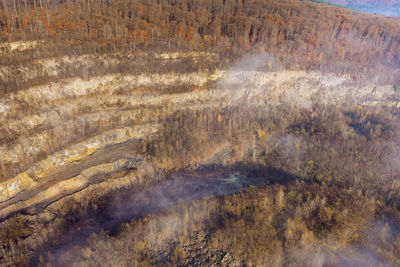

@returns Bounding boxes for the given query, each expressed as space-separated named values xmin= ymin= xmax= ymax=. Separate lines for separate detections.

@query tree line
xmin=0 ymin=0 xmax=399 ymax=83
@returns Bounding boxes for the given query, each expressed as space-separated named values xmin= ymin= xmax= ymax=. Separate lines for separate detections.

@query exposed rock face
xmin=0 ymin=48 xmax=398 ymax=221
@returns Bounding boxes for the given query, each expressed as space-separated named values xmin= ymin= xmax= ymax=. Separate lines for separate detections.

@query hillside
xmin=0 ymin=0 xmax=400 ymax=88
xmin=1 ymin=0 xmax=400 ymax=266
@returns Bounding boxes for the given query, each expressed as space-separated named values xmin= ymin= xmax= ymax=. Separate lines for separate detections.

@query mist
xmin=37 ymin=169 xmax=269 ymax=266
xmin=17 ymin=50 xmax=400 ymax=266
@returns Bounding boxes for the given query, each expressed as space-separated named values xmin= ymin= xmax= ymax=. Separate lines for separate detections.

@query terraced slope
xmin=0 ymin=45 xmax=399 ymax=222
xmin=0 ymin=1 xmax=400 ymax=266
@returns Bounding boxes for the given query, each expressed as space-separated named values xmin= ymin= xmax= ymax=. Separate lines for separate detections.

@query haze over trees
xmin=1 ymin=0 xmax=400 ymax=266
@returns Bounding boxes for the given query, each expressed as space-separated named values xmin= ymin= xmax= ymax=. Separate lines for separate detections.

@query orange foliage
xmin=0 ymin=0 xmax=398 ymax=83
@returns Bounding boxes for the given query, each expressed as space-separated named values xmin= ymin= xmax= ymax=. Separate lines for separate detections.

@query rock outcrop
xmin=0 ymin=47 xmax=398 ymax=221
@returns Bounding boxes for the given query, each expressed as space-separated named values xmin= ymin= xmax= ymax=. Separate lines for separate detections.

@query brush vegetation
xmin=1 ymin=0 xmax=400 ymax=266
xmin=2 ymin=104 xmax=400 ymax=266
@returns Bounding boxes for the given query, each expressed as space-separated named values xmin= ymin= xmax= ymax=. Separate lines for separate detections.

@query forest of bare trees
xmin=0 ymin=0 xmax=399 ymax=84
xmin=1 ymin=1 xmax=400 ymax=266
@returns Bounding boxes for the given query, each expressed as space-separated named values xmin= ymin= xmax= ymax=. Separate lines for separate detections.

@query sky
xmin=324 ymin=0 xmax=400 ymax=16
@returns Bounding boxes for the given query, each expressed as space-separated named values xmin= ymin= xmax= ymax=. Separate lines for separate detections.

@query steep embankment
xmin=0 ymin=45 xmax=399 ymax=222
xmin=0 ymin=1 xmax=400 ymax=266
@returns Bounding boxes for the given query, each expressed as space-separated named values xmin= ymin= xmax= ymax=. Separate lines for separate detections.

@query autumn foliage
xmin=0 ymin=0 xmax=399 ymax=83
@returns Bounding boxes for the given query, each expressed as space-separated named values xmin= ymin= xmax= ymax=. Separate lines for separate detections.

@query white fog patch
xmin=216 ymin=52 xmax=279 ymax=102
xmin=216 ymin=52 xmax=316 ymax=108
xmin=215 ymin=51 xmax=399 ymax=109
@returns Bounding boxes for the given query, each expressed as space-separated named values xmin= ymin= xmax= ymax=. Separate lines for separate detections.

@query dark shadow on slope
xmin=107 ymin=164 xmax=307 ymax=225
xmin=28 ymin=164 xmax=305 ymax=266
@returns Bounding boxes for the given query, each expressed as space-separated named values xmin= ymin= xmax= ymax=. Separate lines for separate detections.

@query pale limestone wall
xmin=0 ymin=40 xmax=41 ymax=53
xmin=0 ymin=51 xmax=398 ymax=221
xmin=0 ymin=124 xmax=157 ymax=204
